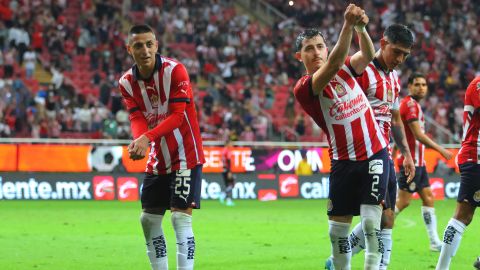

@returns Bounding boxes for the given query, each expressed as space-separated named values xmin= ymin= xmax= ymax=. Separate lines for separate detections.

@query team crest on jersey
xmin=473 ymin=190 xmax=480 ymax=202
xmin=333 ymin=82 xmax=347 ymax=97
xmin=150 ymin=94 xmax=159 ymax=106
xmin=387 ymin=88 xmax=393 ymax=102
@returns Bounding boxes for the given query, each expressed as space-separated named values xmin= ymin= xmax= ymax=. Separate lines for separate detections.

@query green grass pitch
xmin=1 ymin=199 xmax=478 ymax=269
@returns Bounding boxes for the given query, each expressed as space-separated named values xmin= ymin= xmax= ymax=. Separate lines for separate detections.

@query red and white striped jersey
xmin=119 ymin=54 xmax=205 ymax=174
xmin=357 ymin=59 xmax=401 ymax=157
xmin=398 ymin=95 xmax=425 ymax=166
xmin=294 ymin=59 xmax=387 ymax=161
xmin=457 ymin=76 xmax=480 ymax=165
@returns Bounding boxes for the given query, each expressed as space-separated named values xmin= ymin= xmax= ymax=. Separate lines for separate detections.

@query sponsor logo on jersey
xmin=329 ymin=93 xmax=368 ymax=120
xmin=279 ymin=174 xmax=299 ymax=197
xmin=93 ymin=176 xmax=115 ymax=200
xmin=145 ymin=112 xmax=168 ymax=128
xmin=368 ymin=160 xmax=383 ymax=174
xmin=178 ymin=81 xmax=189 ymax=88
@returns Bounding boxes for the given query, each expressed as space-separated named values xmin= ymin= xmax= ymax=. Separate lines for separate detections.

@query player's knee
xmin=397 ymin=200 xmax=409 ymax=210
xmin=381 ymin=210 xmax=395 ymax=229
xmin=143 ymin=208 xmax=167 ymax=215
xmin=361 ymin=204 xmax=382 ymax=233
xmin=171 ymin=211 xmax=192 ymax=230
xmin=454 ymin=212 xmax=474 ymax=226
xmin=140 ymin=211 xmax=164 ymax=230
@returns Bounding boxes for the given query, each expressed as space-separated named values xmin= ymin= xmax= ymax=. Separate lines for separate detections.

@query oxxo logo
xmin=93 ymin=176 xmax=115 ymax=200
xmin=279 ymin=174 xmax=299 ymax=197
xmin=117 ymin=177 xmax=139 ymax=201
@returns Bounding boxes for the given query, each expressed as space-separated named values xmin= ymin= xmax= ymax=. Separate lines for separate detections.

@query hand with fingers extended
xmin=128 ymin=134 xmax=150 ymax=160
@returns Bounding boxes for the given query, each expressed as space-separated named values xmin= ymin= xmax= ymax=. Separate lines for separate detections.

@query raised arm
xmin=349 ymin=14 xmax=375 ymax=75
xmin=311 ymin=4 xmax=362 ymax=94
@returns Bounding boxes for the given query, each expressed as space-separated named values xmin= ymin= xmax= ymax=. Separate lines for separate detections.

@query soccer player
xmin=346 ymin=24 xmax=416 ymax=270
xmin=294 ymin=4 xmax=388 ymax=269
xmin=435 ymin=76 xmax=480 ymax=270
xmin=220 ymin=139 xmax=236 ymax=206
xmin=395 ymin=73 xmax=453 ymax=252
xmin=475 ymin=257 xmax=480 ymax=270
xmin=118 ymin=24 xmax=205 ymax=270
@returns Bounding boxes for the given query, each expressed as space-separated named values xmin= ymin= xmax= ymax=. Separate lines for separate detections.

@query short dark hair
xmin=383 ymin=24 xmax=414 ymax=47
xmin=295 ymin=28 xmax=326 ymax=52
xmin=408 ymin=72 xmax=426 ymax=84
xmin=127 ymin=24 xmax=155 ymax=43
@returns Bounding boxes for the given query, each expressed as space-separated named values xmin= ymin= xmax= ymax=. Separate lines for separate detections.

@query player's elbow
xmin=171 ymin=111 xmax=185 ymax=126
xmin=328 ymin=61 xmax=344 ymax=72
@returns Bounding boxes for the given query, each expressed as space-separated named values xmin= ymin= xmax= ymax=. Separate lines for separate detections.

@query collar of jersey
xmin=132 ymin=53 xmax=162 ymax=81
xmin=372 ymin=57 xmax=391 ymax=74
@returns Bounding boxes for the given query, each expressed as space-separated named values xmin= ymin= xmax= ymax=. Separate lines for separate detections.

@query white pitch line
xmin=400 ymin=218 xmax=417 ymax=228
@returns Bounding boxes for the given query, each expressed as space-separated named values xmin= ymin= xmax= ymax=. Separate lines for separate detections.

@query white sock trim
xmin=449 ymin=218 xmax=466 ymax=232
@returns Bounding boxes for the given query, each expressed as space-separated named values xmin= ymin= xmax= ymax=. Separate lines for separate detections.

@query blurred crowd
xmin=0 ymin=0 xmax=478 ymax=143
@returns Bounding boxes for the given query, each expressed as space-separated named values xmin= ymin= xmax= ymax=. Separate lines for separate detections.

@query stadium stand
xmin=0 ymin=0 xmax=478 ymax=143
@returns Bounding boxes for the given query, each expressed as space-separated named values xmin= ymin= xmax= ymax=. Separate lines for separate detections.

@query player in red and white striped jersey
xmin=436 ymin=76 xmax=480 ymax=270
xmin=348 ymin=24 xmax=415 ymax=270
xmin=119 ymin=25 xmax=204 ymax=270
xmin=395 ymin=73 xmax=453 ymax=253
xmin=457 ymin=76 xmax=480 ymax=165
xmin=294 ymin=4 xmax=387 ymax=269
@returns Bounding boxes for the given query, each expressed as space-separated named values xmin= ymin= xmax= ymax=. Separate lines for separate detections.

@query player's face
xmin=127 ymin=32 xmax=158 ymax=69
xmin=295 ymin=35 xmax=328 ymax=74
xmin=380 ymin=38 xmax=411 ymax=70
xmin=408 ymin=77 xmax=428 ymax=99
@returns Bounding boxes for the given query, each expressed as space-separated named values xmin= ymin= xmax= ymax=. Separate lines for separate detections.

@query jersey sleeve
xmin=169 ymin=63 xmax=191 ymax=104
xmin=392 ymin=97 xmax=400 ymax=111
xmin=119 ymin=79 xmax=148 ymax=139
xmin=356 ymin=71 xmax=370 ymax=93
xmin=402 ymin=98 xmax=419 ymax=122
xmin=293 ymin=76 xmax=314 ymax=102
xmin=465 ymin=78 xmax=480 ymax=109
xmin=345 ymin=56 xmax=361 ymax=77
xmin=119 ymin=82 xmax=139 ymax=112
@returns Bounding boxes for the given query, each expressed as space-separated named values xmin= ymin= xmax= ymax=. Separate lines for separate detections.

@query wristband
xmin=354 ymin=25 xmax=366 ymax=33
